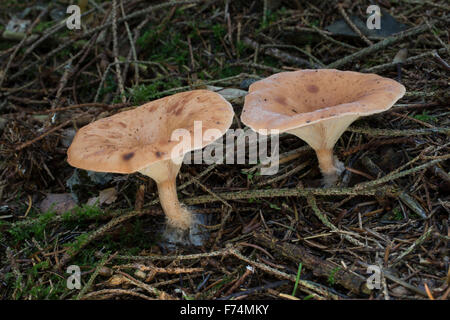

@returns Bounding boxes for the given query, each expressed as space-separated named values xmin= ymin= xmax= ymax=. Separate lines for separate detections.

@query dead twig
xmin=0 ymin=8 xmax=49 ymax=88
xmin=254 ymin=232 xmax=370 ymax=295
xmin=243 ymin=37 xmax=321 ymax=69
xmin=307 ymin=195 xmax=366 ymax=247
xmin=328 ymin=23 xmax=433 ymax=69
xmin=361 ymin=156 xmax=427 ymax=219
xmin=15 ymin=119 xmax=72 ymax=151
xmin=337 ymin=4 xmax=373 ymax=46
xmin=362 ymin=48 xmax=447 ymax=73
xmin=229 ymin=247 xmax=340 ymax=299
xmin=81 ymin=288 xmax=154 ymax=300
xmin=390 ymin=226 xmax=434 ymax=267
xmin=112 ymin=0 xmax=126 ymax=102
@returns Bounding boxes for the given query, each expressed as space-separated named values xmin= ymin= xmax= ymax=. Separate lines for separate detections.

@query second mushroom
xmin=241 ymin=69 xmax=406 ymax=185
xmin=67 ymin=90 xmax=234 ymax=230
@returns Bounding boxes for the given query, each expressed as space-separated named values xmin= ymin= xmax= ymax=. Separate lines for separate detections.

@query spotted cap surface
xmin=67 ymin=90 xmax=234 ymax=174
xmin=241 ymin=69 xmax=406 ymax=133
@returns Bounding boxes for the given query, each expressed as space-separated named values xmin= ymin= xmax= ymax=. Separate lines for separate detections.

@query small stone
xmin=87 ymin=171 xmax=114 ymax=185
xmin=98 ymin=266 xmax=113 ymax=277
xmin=39 ymin=193 xmax=77 ymax=214
xmin=391 ymin=286 xmax=409 ymax=296
xmin=240 ymin=78 xmax=258 ymax=90
xmin=61 ymin=128 xmax=76 ymax=148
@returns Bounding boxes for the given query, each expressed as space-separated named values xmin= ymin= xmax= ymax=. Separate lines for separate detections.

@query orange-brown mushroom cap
xmin=67 ymin=90 xmax=234 ymax=174
xmin=241 ymin=69 xmax=406 ymax=133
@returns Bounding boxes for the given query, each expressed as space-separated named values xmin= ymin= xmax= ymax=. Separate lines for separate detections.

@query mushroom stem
xmin=315 ymin=148 xmax=344 ymax=186
xmin=288 ymin=116 xmax=358 ymax=186
xmin=139 ymin=158 xmax=192 ymax=230
xmin=316 ymin=149 xmax=335 ymax=174
xmin=157 ymin=179 xmax=192 ymax=230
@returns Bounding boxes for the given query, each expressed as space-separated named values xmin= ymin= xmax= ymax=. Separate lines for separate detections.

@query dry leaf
xmin=106 ymin=275 xmax=128 ymax=286
xmin=87 ymin=187 xmax=117 ymax=206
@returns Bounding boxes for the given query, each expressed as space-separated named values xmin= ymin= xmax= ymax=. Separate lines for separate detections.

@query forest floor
xmin=0 ymin=0 xmax=449 ymax=300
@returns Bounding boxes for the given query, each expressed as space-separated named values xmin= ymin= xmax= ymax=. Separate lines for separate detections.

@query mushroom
xmin=67 ymin=90 xmax=234 ymax=230
xmin=241 ymin=69 xmax=406 ymax=185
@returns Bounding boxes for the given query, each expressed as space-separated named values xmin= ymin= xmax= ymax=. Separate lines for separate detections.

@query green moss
xmin=63 ymin=204 xmax=104 ymax=222
xmin=30 ymin=260 xmax=50 ymax=277
xmin=64 ymin=233 xmax=89 ymax=255
xmin=137 ymin=27 xmax=162 ymax=50
xmin=34 ymin=21 xmax=55 ymax=33
xmin=5 ymin=259 xmax=70 ymax=300
xmin=0 ymin=40 xmax=13 ymax=51
xmin=259 ymin=7 xmax=287 ymax=30
xmin=309 ymin=19 xmax=320 ymax=27
xmin=262 ymin=56 xmax=281 ymax=68
xmin=56 ymin=48 xmax=72 ymax=60
xmin=127 ymin=78 xmax=182 ymax=104
xmin=127 ymin=83 xmax=161 ymax=104
xmin=269 ymin=203 xmax=281 ymax=211
xmin=391 ymin=207 xmax=403 ymax=220
xmin=97 ymin=74 xmax=117 ymax=100
xmin=212 ymin=24 xmax=226 ymax=40
xmin=216 ymin=65 xmax=243 ymax=78
xmin=8 ymin=210 xmax=57 ymax=244
xmin=412 ymin=111 xmax=436 ymax=123
xmin=328 ymin=267 xmax=341 ymax=286
xmin=137 ymin=25 xmax=189 ymax=67
xmin=152 ymin=32 xmax=189 ymax=66
xmin=236 ymin=40 xmax=247 ymax=56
